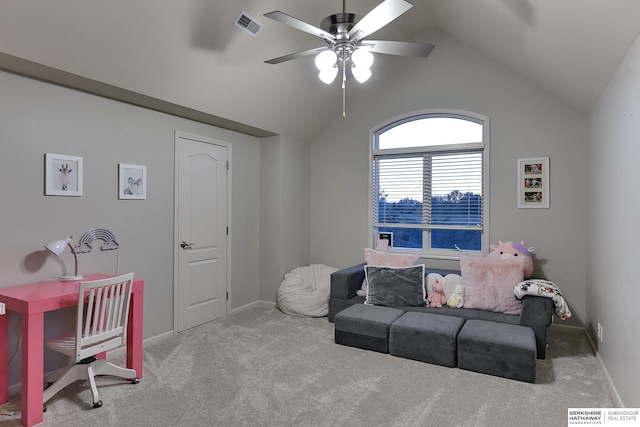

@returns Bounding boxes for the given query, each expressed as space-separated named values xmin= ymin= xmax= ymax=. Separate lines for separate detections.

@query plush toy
xmin=447 ymin=285 xmax=464 ymax=308
xmin=428 ymin=280 xmax=446 ymax=308
xmin=487 ymin=241 xmax=535 ymax=278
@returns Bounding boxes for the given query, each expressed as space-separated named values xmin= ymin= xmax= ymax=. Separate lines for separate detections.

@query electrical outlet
xmin=0 ymin=302 xmax=5 ymax=315
xmin=597 ymin=322 xmax=603 ymax=342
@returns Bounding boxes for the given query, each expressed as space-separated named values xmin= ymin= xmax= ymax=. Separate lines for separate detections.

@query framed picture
xmin=517 ymin=157 xmax=549 ymax=208
xmin=376 ymin=232 xmax=393 ymax=249
xmin=119 ymin=163 xmax=146 ymax=200
xmin=45 ymin=153 xmax=83 ymax=196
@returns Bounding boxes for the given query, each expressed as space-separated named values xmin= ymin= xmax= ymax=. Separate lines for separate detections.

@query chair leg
xmin=44 ymin=362 xmax=76 ymax=384
xmin=85 ymin=363 xmax=102 ymax=408
xmin=43 ymin=364 xmax=89 ymax=404
xmin=92 ymin=359 xmax=137 ymax=380
xmin=43 ymin=359 xmax=138 ymax=409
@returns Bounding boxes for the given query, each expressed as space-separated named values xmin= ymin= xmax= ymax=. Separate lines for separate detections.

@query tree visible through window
xmin=371 ymin=112 xmax=488 ymax=257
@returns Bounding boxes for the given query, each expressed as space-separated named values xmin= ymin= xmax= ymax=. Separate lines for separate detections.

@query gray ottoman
xmin=334 ymin=304 xmax=405 ymax=353
xmin=390 ymin=312 xmax=465 ymax=367
xmin=457 ymin=319 xmax=537 ymax=383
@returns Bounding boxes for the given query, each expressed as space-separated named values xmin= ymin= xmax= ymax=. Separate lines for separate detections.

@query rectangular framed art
xmin=517 ymin=157 xmax=549 ymax=209
xmin=119 ymin=163 xmax=146 ymax=200
xmin=45 ymin=153 xmax=83 ymax=196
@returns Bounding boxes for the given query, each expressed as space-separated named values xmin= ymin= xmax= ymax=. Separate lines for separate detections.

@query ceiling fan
xmin=263 ymin=0 xmax=435 ymax=117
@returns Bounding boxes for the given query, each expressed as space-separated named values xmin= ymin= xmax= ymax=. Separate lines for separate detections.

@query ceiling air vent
xmin=235 ymin=11 xmax=262 ymax=36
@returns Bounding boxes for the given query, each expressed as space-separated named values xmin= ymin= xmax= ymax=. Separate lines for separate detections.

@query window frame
xmin=368 ymin=109 xmax=491 ymax=260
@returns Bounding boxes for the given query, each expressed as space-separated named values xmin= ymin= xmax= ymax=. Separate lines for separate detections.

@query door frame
xmin=173 ymin=130 xmax=232 ymax=334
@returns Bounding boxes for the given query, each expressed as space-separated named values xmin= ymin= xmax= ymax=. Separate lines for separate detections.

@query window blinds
xmin=373 ymin=150 xmax=483 ymax=229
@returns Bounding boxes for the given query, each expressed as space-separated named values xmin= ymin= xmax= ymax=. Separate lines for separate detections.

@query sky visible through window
xmin=378 ymin=117 xmax=483 ymax=200
xmin=378 ymin=117 xmax=482 ymax=149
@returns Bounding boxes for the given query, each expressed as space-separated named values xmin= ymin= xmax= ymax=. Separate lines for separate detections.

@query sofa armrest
xmin=330 ymin=263 xmax=366 ymax=300
xmin=519 ymin=295 xmax=554 ymax=359
xmin=519 ymin=295 xmax=554 ymax=328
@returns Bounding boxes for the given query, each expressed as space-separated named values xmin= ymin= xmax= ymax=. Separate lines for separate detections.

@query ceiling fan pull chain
xmin=342 ymin=58 xmax=347 ymax=118
xmin=342 ymin=82 xmax=346 ymax=118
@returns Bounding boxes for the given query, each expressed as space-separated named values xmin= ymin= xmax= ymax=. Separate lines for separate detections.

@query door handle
xmin=180 ymin=241 xmax=195 ymax=249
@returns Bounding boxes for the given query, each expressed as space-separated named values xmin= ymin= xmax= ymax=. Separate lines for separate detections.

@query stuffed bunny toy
xmin=447 ymin=284 xmax=464 ymax=308
xmin=428 ymin=280 xmax=446 ymax=308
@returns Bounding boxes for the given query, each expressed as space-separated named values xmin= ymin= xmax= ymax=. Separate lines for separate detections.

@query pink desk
xmin=0 ymin=275 xmax=144 ymax=426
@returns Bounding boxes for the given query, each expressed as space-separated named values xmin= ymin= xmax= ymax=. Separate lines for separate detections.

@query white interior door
xmin=175 ymin=132 xmax=229 ymax=332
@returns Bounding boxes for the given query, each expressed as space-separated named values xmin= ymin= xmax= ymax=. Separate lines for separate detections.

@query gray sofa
xmin=329 ymin=263 xmax=555 ymax=359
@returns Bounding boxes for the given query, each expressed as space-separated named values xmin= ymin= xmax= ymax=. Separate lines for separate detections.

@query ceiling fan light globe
xmin=351 ymin=49 xmax=374 ymax=68
xmin=315 ymin=50 xmax=338 ymax=71
xmin=318 ymin=67 xmax=339 ymax=84
xmin=352 ymin=65 xmax=372 ymax=83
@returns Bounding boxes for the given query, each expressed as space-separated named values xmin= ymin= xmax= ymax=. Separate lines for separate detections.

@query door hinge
xmin=226 ymin=161 xmax=229 ymax=170
xmin=226 ymin=292 xmax=229 ymax=301
xmin=226 ymin=226 xmax=229 ymax=235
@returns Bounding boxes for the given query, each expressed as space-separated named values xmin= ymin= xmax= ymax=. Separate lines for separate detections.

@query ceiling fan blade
xmin=264 ymin=11 xmax=336 ymax=41
xmin=265 ymin=47 xmax=329 ymax=65
xmin=364 ymin=40 xmax=435 ymax=57
xmin=348 ymin=0 xmax=413 ymax=41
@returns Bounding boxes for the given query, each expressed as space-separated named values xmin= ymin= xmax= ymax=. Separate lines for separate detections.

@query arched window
xmin=370 ymin=111 xmax=489 ymax=258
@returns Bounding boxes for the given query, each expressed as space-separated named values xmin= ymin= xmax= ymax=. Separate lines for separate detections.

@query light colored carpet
xmin=0 ymin=306 xmax=617 ymax=426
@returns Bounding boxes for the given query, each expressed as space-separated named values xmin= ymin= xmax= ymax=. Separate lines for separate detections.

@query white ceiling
xmin=0 ymin=0 xmax=639 ymax=141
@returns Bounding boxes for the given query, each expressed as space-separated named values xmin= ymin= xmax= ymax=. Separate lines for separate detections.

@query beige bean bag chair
xmin=277 ymin=264 xmax=338 ymax=317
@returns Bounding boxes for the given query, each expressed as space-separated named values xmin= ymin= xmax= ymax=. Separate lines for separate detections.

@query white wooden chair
xmin=43 ymin=273 xmax=139 ymax=409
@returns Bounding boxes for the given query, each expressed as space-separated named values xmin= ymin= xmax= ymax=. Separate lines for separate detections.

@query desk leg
xmin=0 ymin=313 xmax=8 ymax=404
xmin=127 ymin=289 xmax=143 ymax=378
xmin=22 ymin=312 xmax=44 ymax=427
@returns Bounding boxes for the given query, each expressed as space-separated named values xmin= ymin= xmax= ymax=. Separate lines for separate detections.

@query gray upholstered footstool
xmin=389 ymin=312 xmax=465 ymax=367
xmin=457 ymin=319 xmax=537 ymax=383
xmin=334 ymin=304 xmax=405 ymax=353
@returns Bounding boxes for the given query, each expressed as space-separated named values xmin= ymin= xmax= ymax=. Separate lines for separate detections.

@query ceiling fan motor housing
xmin=321 ymin=13 xmax=362 ymax=59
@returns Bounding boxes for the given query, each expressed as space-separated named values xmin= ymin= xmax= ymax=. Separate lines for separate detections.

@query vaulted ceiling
xmin=1 ymin=0 xmax=639 ymax=141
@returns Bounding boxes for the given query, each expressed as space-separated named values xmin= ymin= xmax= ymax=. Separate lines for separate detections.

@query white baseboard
xmin=231 ymin=300 xmax=276 ymax=315
xmin=581 ymin=327 xmax=625 ymax=408
xmin=551 ymin=323 xmax=626 ymax=408
xmin=142 ymin=330 xmax=174 ymax=347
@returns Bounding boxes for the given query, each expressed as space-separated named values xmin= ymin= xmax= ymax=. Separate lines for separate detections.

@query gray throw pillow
xmin=364 ymin=264 xmax=426 ymax=307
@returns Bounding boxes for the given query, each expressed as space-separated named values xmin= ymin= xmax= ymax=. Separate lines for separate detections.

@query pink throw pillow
xmin=461 ymin=256 xmax=525 ymax=315
xmin=357 ymin=248 xmax=421 ymax=296
xmin=364 ymin=248 xmax=420 ymax=267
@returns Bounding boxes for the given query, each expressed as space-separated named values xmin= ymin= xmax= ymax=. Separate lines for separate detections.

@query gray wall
xmin=260 ymin=134 xmax=311 ymax=303
xmin=587 ymin=33 xmax=640 ymax=407
xmin=0 ymin=70 xmax=262 ymax=386
xmin=310 ymin=29 xmax=588 ymax=326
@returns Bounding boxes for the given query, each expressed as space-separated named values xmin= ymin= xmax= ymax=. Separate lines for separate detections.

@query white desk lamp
xmin=44 ymin=236 xmax=84 ymax=281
